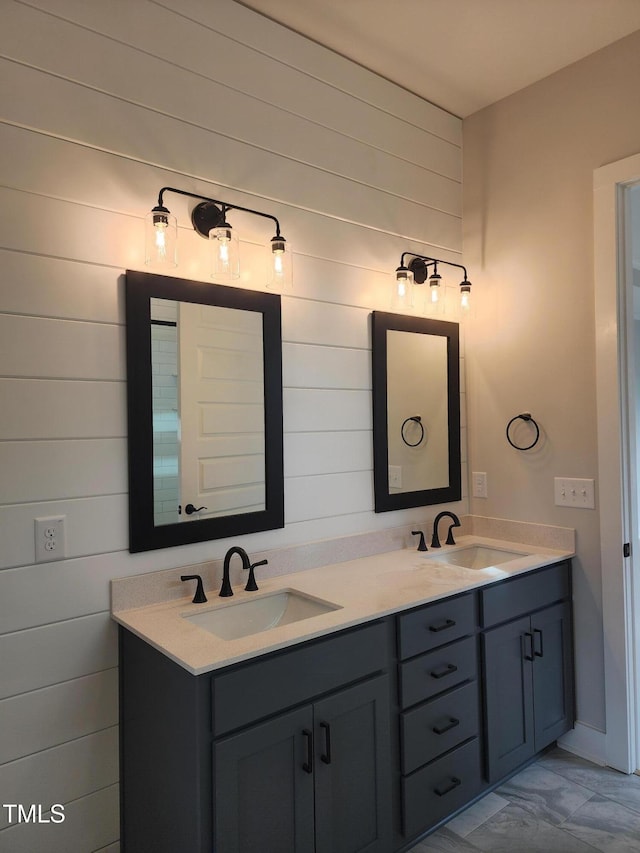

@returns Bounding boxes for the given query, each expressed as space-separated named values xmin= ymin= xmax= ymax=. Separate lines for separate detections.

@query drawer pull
xmin=319 ymin=721 xmax=332 ymax=765
xmin=434 ymin=776 xmax=461 ymax=797
xmin=429 ymin=618 xmax=456 ymax=633
xmin=430 ymin=663 xmax=458 ymax=680
xmin=522 ymin=632 xmax=534 ymax=662
xmin=432 ymin=716 xmax=460 ymax=735
xmin=302 ymin=729 xmax=313 ymax=774
xmin=533 ymin=628 xmax=544 ymax=658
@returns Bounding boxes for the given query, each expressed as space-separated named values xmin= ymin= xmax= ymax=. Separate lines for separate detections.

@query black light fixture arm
xmin=156 ymin=186 xmax=282 ymax=237
xmin=399 ymin=252 xmax=470 ymax=282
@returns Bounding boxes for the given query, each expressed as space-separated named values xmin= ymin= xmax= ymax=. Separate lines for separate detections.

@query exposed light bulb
xmin=267 ymin=236 xmax=291 ymax=289
xmin=145 ymin=205 xmax=177 ymax=267
xmin=393 ymin=266 xmax=414 ymax=309
xmin=210 ymin=224 xmax=240 ymax=280
xmin=460 ymin=282 xmax=471 ymax=312
xmin=154 ymin=221 xmax=168 ymax=258
xmin=429 ymin=270 xmax=442 ymax=304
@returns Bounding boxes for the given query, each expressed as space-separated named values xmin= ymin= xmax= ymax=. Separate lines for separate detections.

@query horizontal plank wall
xmin=0 ymin=0 xmax=464 ymax=849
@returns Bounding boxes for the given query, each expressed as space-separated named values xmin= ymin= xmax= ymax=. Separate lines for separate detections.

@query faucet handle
xmin=411 ymin=530 xmax=428 ymax=552
xmin=181 ymin=574 xmax=207 ymax=604
xmin=245 ymin=559 xmax=268 ymax=592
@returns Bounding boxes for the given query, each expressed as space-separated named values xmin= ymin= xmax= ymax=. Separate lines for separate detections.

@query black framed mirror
xmin=371 ymin=311 xmax=461 ymax=512
xmin=125 ymin=270 xmax=284 ymax=552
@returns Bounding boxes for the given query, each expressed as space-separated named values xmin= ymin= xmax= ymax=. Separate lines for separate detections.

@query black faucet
xmin=219 ymin=546 xmax=250 ymax=597
xmin=430 ymin=511 xmax=461 ymax=548
xmin=219 ymin=547 xmax=268 ymax=596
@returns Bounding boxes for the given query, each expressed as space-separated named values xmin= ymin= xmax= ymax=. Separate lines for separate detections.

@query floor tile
xmin=465 ymin=802 xmax=600 ymax=853
xmin=445 ymin=792 xmax=509 ymax=838
xmin=560 ymin=794 xmax=640 ymax=853
xmin=496 ymin=762 xmax=594 ymax=825
xmin=539 ymin=748 xmax=640 ymax=815
xmin=408 ymin=826 xmax=481 ymax=852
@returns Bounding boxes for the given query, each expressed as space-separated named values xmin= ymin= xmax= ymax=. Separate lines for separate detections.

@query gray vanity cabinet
xmin=215 ymin=676 xmax=392 ymax=853
xmin=119 ymin=559 xmax=574 ymax=852
xmin=481 ymin=563 xmax=574 ymax=782
xmin=119 ymin=619 xmax=393 ymax=853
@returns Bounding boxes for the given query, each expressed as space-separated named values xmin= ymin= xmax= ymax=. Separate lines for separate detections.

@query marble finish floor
xmin=407 ymin=747 xmax=640 ymax=853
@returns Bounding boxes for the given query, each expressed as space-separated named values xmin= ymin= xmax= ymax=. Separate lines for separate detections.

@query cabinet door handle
xmin=429 ymin=618 xmax=456 ymax=633
xmin=432 ymin=716 xmax=460 ymax=735
xmin=302 ymin=729 xmax=313 ymax=774
xmin=319 ymin=721 xmax=332 ymax=764
xmin=434 ymin=776 xmax=461 ymax=797
xmin=522 ymin=632 xmax=534 ymax=662
xmin=533 ymin=628 xmax=544 ymax=658
xmin=430 ymin=663 xmax=458 ymax=680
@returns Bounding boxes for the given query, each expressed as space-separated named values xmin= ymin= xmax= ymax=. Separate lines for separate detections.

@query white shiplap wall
xmin=0 ymin=1 xmax=464 ymax=849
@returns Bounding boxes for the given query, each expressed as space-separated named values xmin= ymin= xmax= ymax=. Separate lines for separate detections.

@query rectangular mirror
xmin=371 ymin=311 xmax=461 ymax=512
xmin=126 ymin=270 xmax=284 ymax=552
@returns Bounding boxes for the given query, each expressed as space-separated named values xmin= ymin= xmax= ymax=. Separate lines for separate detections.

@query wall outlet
xmin=554 ymin=478 xmax=596 ymax=509
xmin=34 ymin=515 xmax=66 ymax=562
xmin=472 ymin=471 xmax=488 ymax=498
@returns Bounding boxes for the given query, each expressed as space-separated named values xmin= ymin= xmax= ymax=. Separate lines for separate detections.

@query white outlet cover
xmin=34 ymin=515 xmax=66 ymax=562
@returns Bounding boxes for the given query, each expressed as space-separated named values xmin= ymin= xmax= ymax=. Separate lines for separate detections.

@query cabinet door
xmin=532 ymin=601 xmax=574 ymax=749
xmin=314 ymin=676 xmax=392 ymax=853
xmin=214 ymin=705 xmax=315 ymax=853
xmin=483 ymin=615 xmax=535 ymax=782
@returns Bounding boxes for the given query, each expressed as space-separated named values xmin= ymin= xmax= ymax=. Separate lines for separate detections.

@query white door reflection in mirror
xmin=150 ymin=298 xmax=266 ymax=526
xmin=178 ymin=301 xmax=265 ymax=519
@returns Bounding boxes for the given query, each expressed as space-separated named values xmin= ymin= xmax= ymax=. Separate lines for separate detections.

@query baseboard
xmin=558 ymin=722 xmax=606 ymax=766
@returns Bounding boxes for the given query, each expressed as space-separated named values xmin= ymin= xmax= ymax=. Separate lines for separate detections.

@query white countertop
xmin=111 ymin=535 xmax=573 ymax=675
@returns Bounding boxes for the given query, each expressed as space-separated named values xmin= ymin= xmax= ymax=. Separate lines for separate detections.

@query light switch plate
xmin=472 ymin=471 xmax=488 ymax=498
xmin=389 ymin=465 xmax=402 ymax=489
xmin=554 ymin=478 xmax=595 ymax=509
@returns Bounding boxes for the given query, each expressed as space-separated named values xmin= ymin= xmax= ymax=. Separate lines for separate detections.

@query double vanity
xmin=113 ymin=531 xmax=575 ymax=853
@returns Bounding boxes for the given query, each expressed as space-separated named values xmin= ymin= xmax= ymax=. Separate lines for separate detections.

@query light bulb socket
xmin=151 ymin=205 xmax=170 ymax=227
xmin=395 ymin=265 xmax=413 ymax=283
xmin=271 ymin=236 xmax=287 ymax=254
xmin=429 ymin=272 xmax=442 ymax=287
xmin=214 ymin=225 xmax=233 ymax=241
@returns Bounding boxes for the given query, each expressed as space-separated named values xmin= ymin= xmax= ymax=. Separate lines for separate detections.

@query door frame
xmin=594 ymin=151 xmax=640 ymax=773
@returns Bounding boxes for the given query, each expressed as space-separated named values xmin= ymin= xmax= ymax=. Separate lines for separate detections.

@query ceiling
xmin=237 ymin=0 xmax=640 ymax=117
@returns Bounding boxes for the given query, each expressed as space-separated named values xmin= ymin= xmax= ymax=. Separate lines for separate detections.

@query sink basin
xmin=183 ymin=590 xmax=342 ymax=640
xmin=424 ymin=545 xmax=529 ymax=570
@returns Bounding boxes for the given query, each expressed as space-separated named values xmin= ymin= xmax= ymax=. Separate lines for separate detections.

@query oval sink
xmin=424 ymin=545 xmax=530 ymax=570
xmin=183 ymin=590 xmax=341 ymax=640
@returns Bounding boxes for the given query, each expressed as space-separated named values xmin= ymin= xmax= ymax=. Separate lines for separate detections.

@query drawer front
xmin=399 ymin=635 xmax=477 ymax=709
xmin=400 ymin=637 xmax=478 ymax=708
xmin=481 ymin=561 xmax=570 ymax=628
xmin=402 ymin=738 xmax=483 ymax=839
xmin=401 ymin=681 xmax=479 ymax=774
xmin=212 ymin=621 xmax=388 ymax=736
xmin=398 ymin=593 xmax=476 ymax=661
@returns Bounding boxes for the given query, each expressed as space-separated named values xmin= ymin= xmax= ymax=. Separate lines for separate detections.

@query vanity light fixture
xmin=145 ymin=186 xmax=291 ymax=288
xmin=395 ymin=253 xmax=473 ymax=313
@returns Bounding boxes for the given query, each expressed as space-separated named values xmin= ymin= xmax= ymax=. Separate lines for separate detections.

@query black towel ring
xmin=401 ymin=415 xmax=425 ymax=447
xmin=506 ymin=412 xmax=540 ymax=451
